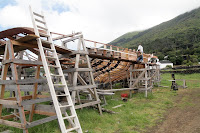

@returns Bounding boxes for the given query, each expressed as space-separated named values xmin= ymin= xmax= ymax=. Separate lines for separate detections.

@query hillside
xmin=110 ymin=7 xmax=200 ymax=65
xmin=111 ymin=31 xmax=140 ymax=46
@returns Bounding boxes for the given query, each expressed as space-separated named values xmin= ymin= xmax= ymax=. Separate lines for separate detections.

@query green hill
xmin=111 ymin=31 xmax=140 ymax=46
xmin=110 ymin=7 xmax=200 ymax=65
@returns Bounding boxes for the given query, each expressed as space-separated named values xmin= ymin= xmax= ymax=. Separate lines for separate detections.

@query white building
xmin=158 ymin=60 xmax=173 ymax=69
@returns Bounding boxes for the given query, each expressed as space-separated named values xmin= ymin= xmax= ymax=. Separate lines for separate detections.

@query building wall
xmin=160 ymin=63 xmax=173 ymax=69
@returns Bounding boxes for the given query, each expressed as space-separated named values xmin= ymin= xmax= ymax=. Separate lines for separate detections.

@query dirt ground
xmin=147 ymin=88 xmax=200 ymax=133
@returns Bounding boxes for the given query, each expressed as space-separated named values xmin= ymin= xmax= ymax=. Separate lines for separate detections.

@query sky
xmin=0 ymin=0 xmax=200 ymax=43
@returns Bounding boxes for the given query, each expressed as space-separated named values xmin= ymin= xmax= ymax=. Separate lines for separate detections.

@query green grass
xmin=1 ymin=73 xmax=200 ymax=133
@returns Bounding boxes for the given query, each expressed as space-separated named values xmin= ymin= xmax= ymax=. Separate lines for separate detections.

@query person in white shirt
xmin=136 ymin=45 xmax=143 ymax=62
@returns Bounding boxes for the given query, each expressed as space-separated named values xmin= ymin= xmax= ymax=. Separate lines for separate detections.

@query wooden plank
xmin=70 ymin=51 xmax=89 ymax=55
xmin=130 ymin=68 xmax=148 ymax=72
xmin=130 ymin=77 xmax=151 ymax=81
xmin=34 ymin=110 xmax=56 ymax=116
xmin=36 ymin=95 xmax=50 ymax=98
xmin=69 ymin=85 xmax=97 ymax=90
xmin=97 ymin=88 xmax=137 ymax=92
xmin=12 ymin=39 xmax=72 ymax=55
xmin=29 ymin=61 xmax=41 ymax=122
xmin=52 ymin=32 xmax=82 ymax=41
xmin=26 ymin=116 xmax=57 ymax=128
xmin=97 ymin=92 xmax=115 ymax=95
xmin=62 ymin=62 xmax=75 ymax=65
xmin=2 ymin=59 xmax=43 ymax=66
xmin=0 ymin=79 xmax=47 ymax=85
xmin=77 ymin=74 xmax=95 ymax=98
xmin=75 ymin=100 xmax=101 ymax=109
xmin=32 ymin=104 xmax=69 ymax=115
xmin=1 ymin=111 xmax=30 ymax=120
xmin=139 ymin=87 xmax=152 ymax=91
xmin=4 ymin=95 xmax=36 ymax=101
xmin=4 ymin=95 xmax=48 ymax=101
xmin=63 ymin=68 xmax=93 ymax=73
xmin=0 ymin=119 xmax=25 ymax=129
xmin=21 ymin=97 xmax=52 ymax=106
xmin=0 ymin=99 xmax=18 ymax=105
xmin=63 ymin=35 xmax=82 ymax=43
xmin=0 ymin=43 xmax=9 ymax=118
xmin=11 ymin=40 xmax=37 ymax=49
xmin=5 ymin=85 xmax=45 ymax=91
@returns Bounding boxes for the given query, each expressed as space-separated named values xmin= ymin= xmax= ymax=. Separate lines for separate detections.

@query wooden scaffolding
xmin=53 ymin=32 xmax=102 ymax=114
xmin=129 ymin=63 xmax=160 ymax=97
xmin=0 ymin=6 xmax=162 ymax=132
xmin=0 ymin=8 xmax=83 ymax=133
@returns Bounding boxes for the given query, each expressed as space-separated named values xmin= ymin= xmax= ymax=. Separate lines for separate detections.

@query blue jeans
xmin=137 ymin=55 xmax=143 ymax=62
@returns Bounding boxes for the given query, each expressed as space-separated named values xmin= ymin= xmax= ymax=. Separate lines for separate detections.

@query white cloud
xmin=0 ymin=0 xmax=200 ymax=44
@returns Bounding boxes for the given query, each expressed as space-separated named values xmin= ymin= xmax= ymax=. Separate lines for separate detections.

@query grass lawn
xmin=0 ymin=73 xmax=200 ymax=133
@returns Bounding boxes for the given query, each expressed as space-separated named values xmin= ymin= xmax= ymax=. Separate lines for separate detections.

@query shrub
xmin=166 ymin=65 xmax=172 ymax=69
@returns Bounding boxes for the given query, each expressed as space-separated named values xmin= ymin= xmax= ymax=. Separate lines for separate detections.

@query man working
xmin=136 ymin=45 xmax=143 ymax=62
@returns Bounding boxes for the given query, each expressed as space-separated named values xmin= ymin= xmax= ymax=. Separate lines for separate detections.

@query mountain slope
xmin=111 ymin=31 xmax=140 ymax=47
xmin=110 ymin=7 xmax=200 ymax=65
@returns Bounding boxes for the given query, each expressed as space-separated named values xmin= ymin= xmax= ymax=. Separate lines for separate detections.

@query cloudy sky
xmin=0 ymin=0 xmax=200 ymax=43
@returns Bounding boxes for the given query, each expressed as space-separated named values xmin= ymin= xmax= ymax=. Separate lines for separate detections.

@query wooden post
xmin=94 ymin=42 xmax=97 ymax=48
xmin=8 ymin=40 xmax=28 ymax=133
xmin=129 ymin=64 xmax=134 ymax=98
xmin=144 ymin=64 xmax=148 ymax=98
xmin=81 ymin=37 xmax=102 ymax=115
xmin=183 ymin=79 xmax=186 ymax=89
xmin=0 ymin=43 xmax=9 ymax=118
xmin=29 ymin=56 xmax=41 ymax=122
xmin=108 ymin=66 xmax=112 ymax=90
xmin=104 ymin=44 xmax=107 ymax=49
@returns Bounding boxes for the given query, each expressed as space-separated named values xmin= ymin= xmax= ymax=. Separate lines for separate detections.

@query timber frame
xmin=0 ymin=21 xmax=160 ymax=133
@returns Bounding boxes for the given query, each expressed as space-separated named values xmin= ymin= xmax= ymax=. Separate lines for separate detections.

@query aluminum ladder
xmin=29 ymin=6 xmax=82 ymax=133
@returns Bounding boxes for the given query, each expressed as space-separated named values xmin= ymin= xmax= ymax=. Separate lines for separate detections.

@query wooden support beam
xmin=26 ymin=116 xmax=57 ymax=128
xmin=11 ymin=40 xmax=37 ymax=49
xmin=70 ymin=51 xmax=89 ymax=55
xmin=97 ymin=88 xmax=137 ymax=92
xmin=21 ymin=97 xmax=52 ymax=106
xmin=69 ymin=85 xmax=97 ymax=90
xmin=0 ymin=119 xmax=25 ymax=129
xmin=63 ymin=35 xmax=82 ymax=43
xmin=34 ymin=110 xmax=56 ymax=116
xmin=4 ymin=95 xmax=31 ymax=101
xmin=2 ymin=59 xmax=43 ymax=66
xmin=75 ymin=100 xmax=101 ymax=109
xmin=131 ymin=68 xmax=147 ymax=88
xmin=4 ymin=85 xmax=45 ymax=91
xmin=1 ymin=111 xmax=30 ymax=120
xmin=52 ymin=32 xmax=82 ymax=41
xmin=0 ymin=79 xmax=46 ymax=85
xmin=0 ymin=99 xmax=18 ymax=105
xmin=8 ymin=40 xmax=29 ymax=133
xmin=0 ymin=43 xmax=9 ymax=118
xmin=63 ymin=68 xmax=93 ymax=73
xmin=77 ymin=74 xmax=95 ymax=98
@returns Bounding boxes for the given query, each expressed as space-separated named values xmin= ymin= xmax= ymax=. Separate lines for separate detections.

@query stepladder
xmin=65 ymin=34 xmax=102 ymax=115
xmin=51 ymin=26 xmax=102 ymax=114
xmin=29 ymin=6 xmax=82 ymax=133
